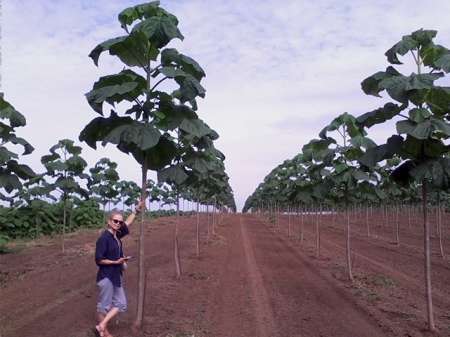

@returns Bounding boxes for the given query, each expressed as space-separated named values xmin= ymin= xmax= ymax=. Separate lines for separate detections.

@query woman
xmin=93 ymin=200 xmax=145 ymax=337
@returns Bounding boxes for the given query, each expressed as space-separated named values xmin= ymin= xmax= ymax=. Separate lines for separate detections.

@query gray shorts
xmin=96 ymin=277 xmax=127 ymax=314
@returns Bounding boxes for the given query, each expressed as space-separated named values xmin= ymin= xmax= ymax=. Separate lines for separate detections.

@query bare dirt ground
xmin=1 ymin=213 xmax=448 ymax=337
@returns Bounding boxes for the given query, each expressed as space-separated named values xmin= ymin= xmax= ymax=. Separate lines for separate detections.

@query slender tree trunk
xmin=422 ymin=181 xmax=435 ymax=331
xmin=174 ymin=195 xmax=182 ymax=279
xmin=196 ymin=201 xmax=200 ymax=257
xmin=316 ymin=204 xmax=321 ymax=258
xmin=395 ymin=203 xmax=400 ymax=245
xmin=299 ymin=206 xmax=304 ymax=244
xmin=288 ymin=206 xmax=291 ymax=238
xmin=408 ymin=203 xmax=411 ymax=232
xmin=212 ymin=201 xmax=216 ymax=235
xmin=62 ymin=195 xmax=66 ymax=253
xmin=206 ymin=204 xmax=210 ymax=238
xmin=346 ymin=204 xmax=353 ymax=281
xmin=366 ymin=204 xmax=370 ymax=237
xmin=437 ymin=193 xmax=444 ymax=258
xmin=134 ymin=164 xmax=148 ymax=329
xmin=103 ymin=204 xmax=106 ymax=225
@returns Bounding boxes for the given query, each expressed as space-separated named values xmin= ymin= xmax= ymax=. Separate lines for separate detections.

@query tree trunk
xmin=196 ymin=201 xmax=200 ymax=257
xmin=366 ymin=204 xmax=370 ymax=237
xmin=212 ymin=202 xmax=216 ymax=235
xmin=300 ymin=206 xmax=304 ymax=244
xmin=408 ymin=204 xmax=411 ymax=232
xmin=437 ymin=193 xmax=444 ymax=258
xmin=422 ymin=181 xmax=435 ymax=331
xmin=206 ymin=204 xmax=210 ymax=238
xmin=395 ymin=203 xmax=400 ymax=245
xmin=62 ymin=195 xmax=67 ymax=253
xmin=316 ymin=204 xmax=321 ymax=258
xmin=103 ymin=204 xmax=106 ymax=226
xmin=174 ymin=195 xmax=182 ymax=279
xmin=288 ymin=206 xmax=291 ymax=238
xmin=133 ymin=164 xmax=148 ymax=329
xmin=346 ymin=205 xmax=353 ymax=281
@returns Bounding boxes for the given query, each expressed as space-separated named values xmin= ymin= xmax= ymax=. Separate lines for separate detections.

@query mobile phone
xmin=124 ymin=256 xmax=133 ymax=260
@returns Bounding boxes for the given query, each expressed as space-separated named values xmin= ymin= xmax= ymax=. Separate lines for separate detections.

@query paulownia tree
xmin=117 ymin=180 xmax=141 ymax=211
xmin=88 ymin=158 xmax=120 ymax=221
xmin=312 ymin=112 xmax=377 ymax=280
xmin=79 ymin=1 xmax=207 ymax=328
xmin=358 ymin=29 xmax=450 ymax=331
xmin=41 ymin=139 xmax=88 ymax=252
xmin=0 ymin=96 xmax=35 ymax=201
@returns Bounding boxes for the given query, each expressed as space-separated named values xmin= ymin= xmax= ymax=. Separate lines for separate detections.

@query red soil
xmin=0 ymin=213 xmax=448 ymax=337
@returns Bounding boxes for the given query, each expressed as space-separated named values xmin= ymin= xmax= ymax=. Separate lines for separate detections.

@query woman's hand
xmin=135 ymin=199 xmax=146 ymax=214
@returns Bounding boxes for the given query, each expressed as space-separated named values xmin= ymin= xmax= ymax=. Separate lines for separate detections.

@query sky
xmin=3 ymin=0 xmax=450 ymax=211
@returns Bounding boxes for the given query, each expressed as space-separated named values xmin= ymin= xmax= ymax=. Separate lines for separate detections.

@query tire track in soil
xmin=239 ymin=215 xmax=277 ymax=337
xmin=242 ymin=215 xmax=393 ymax=337
xmin=0 ymin=280 xmax=95 ymax=337
xmin=295 ymin=219 xmax=450 ymax=310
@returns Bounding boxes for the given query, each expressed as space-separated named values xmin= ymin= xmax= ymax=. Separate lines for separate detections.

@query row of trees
xmin=243 ymin=29 xmax=450 ymax=332
xmin=1 ymin=1 xmax=235 ymax=330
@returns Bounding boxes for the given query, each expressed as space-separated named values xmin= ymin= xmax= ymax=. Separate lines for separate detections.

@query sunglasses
xmin=112 ymin=219 xmax=124 ymax=225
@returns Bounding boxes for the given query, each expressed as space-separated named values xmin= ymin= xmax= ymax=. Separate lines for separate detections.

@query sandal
xmin=92 ymin=326 xmax=104 ymax=337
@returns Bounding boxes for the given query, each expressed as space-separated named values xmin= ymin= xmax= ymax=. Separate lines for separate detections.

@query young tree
xmin=117 ymin=180 xmax=141 ymax=211
xmin=358 ymin=29 xmax=450 ymax=331
xmin=79 ymin=1 xmax=208 ymax=328
xmin=41 ymin=139 xmax=88 ymax=252
xmin=88 ymin=158 xmax=121 ymax=219
xmin=0 ymin=96 xmax=35 ymax=201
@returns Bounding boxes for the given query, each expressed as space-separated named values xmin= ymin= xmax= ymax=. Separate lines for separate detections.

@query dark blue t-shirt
xmin=95 ymin=225 xmax=129 ymax=287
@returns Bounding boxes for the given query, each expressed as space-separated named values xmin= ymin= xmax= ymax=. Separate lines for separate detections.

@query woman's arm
xmin=124 ymin=200 xmax=146 ymax=227
xmin=97 ymin=258 xmax=127 ymax=265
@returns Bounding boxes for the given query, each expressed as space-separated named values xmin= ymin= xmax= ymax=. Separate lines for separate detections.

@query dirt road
xmin=0 ymin=214 xmax=435 ymax=336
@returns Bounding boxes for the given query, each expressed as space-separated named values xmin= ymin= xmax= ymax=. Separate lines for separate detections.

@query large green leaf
xmin=161 ymin=48 xmax=206 ymax=80
xmin=118 ymin=1 xmax=161 ymax=28
xmin=143 ymin=135 xmax=177 ymax=170
xmin=133 ymin=15 xmax=183 ymax=48
xmin=434 ymin=53 xmax=450 ymax=73
xmin=0 ymin=97 xmax=26 ymax=127
xmin=357 ymin=103 xmax=405 ymax=128
xmin=379 ymin=75 xmax=409 ymax=103
xmin=172 ymin=74 xmax=206 ymax=107
xmin=157 ymin=164 xmax=188 ymax=185
xmin=319 ymin=112 xmax=362 ymax=139
xmin=397 ymin=118 xmax=450 ymax=140
xmin=108 ymin=31 xmax=153 ymax=66
xmin=0 ymin=147 xmax=17 ymax=164
xmin=9 ymin=135 xmax=34 ymax=155
xmin=7 ymin=161 xmax=35 ymax=180
xmin=103 ymin=122 xmax=161 ymax=151
xmin=361 ymin=66 xmax=400 ymax=97
xmin=179 ymin=118 xmax=211 ymax=138
xmin=385 ymin=35 xmax=417 ymax=65
xmin=79 ymin=113 xmax=134 ymax=149
xmin=86 ymin=70 xmax=147 ymax=114
xmin=385 ymin=29 xmax=436 ymax=65
xmin=408 ymin=108 xmax=431 ymax=123
xmin=396 ymin=120 xmax=431 ymax=139
xmin=421 ymin=44 xmax=449 ymax=69
xmin=157 ymin=101 xmax=198 ymax=130
xmin=378 ymin=73 xmax=442 ymax=104
xmin=0 ymin=171 xmax=21 ymax=193
xmin=425 ymin=87 xmax=450 ymax=116
xmin=359 ymin=135 xmax=403 ymax=167
xmin=89 ymin=36 xmax=127 ymax=66
xmin=350 ymin=135 xmax=376 ymax=149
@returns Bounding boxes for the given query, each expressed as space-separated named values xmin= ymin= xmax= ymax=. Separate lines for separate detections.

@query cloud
xmin=3 ymin=0 xmax=450 ymax=210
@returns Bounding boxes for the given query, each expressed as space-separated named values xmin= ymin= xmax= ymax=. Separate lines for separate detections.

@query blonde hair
xmin=108 ymin=210 xmax=123 ymax=220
